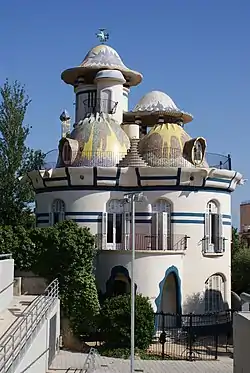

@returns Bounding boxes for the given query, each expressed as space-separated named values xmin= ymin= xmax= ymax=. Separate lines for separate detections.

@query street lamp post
xmin=123 ymin=192 xmax=145 ymax=373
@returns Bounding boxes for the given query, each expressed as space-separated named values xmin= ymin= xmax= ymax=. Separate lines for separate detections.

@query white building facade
xmin=27 ymin=43 xmax=243 ymax=315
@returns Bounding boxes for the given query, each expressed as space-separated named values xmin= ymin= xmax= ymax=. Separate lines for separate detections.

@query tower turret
xmin=61 ymin=38 xmax=142 ymax=124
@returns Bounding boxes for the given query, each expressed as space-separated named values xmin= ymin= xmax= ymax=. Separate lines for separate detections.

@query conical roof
xmin=124 ymin=91 xmax=193 ymax=124
xmin=61 ymin=44 xmax=142 ymax=87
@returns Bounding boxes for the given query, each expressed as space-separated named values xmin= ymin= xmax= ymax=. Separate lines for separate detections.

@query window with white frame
xmin=204 ymin=200 xmax=223 ymax=252
xmin=151 ymin=199 xmax=171 ymax=250
xmin=51 ymin=199 xmax=65 ymax=225
xmin=204 ymin=274 xmax=225 ymax=312
xmin=104 ymin=199 xmax=124 ymax=248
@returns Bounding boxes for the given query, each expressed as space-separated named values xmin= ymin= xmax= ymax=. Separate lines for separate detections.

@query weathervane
xmin=96 ymin=28 xmax=109 ymax=44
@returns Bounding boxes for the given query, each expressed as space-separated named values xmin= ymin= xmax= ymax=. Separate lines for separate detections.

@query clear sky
xmin=1 ymin=0 xmax=249 ymax=226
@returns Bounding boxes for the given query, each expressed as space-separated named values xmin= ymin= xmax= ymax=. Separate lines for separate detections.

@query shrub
xmin=98 ymin=294 xmax=154 ymax=349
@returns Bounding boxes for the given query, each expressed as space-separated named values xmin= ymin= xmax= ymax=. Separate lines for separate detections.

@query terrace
xmin=41 ymin=149 xmax=232 ymax=170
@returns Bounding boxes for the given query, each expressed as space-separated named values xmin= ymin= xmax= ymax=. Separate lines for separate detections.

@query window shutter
xmin=49 ymin=212 xmax=54 ymax=226
xmin=151 ymin=213 xmax=159 ymax=250
xmin=59 ymin=212 xmax=65 ymax=222
xmin=122 ymin=212 xmax=130 ymax=250
xmin=159 ymin=212 xmax=168 ymax=250
xmin=218 ymin=214 xmax=223 ymax=252
xmin=102 ymin=212 xmax=107 ymax=249
xmin=204 ymin=212 xmax=209 ymax=253
xmin=213 ymin=213 xmax=220 ymax=252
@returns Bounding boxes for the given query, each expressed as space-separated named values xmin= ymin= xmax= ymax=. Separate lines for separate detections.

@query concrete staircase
xmin=118 ymin=138 xmax=148 ymax=167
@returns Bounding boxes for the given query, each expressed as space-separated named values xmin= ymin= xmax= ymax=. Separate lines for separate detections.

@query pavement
xmin=49 ymin=350 xmax=233 ymax=373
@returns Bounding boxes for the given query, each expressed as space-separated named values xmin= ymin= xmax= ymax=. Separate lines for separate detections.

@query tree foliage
xmin=98 ymin=294 xmax=155 ymax=349
xmin=231 ymin=227 xmax=250 ymax=294
xmin=0 ymin=220 xmax=100 ymax=338
xmin=0 ymin=79 xmax=45 ymax=227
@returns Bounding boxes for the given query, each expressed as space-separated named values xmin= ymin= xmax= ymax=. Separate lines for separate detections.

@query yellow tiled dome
xmin=138 ymin=123 xmax=193 ymax=167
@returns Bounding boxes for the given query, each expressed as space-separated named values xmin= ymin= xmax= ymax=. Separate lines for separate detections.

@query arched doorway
xmin=160 ymin=272 xmax=178 ymax=314
xmin=106 ymin=266 xmax=136 ymax=297
xmin=155 ymin=266 xmax=181 ymax=329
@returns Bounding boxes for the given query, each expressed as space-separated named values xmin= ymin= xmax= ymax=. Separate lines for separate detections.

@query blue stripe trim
xmin=171 ymin=212 xmax=204 ymax=217
xmin=207 ymin=177 xmax=230 ymax=184
xmin=70 ymin=218 xmax=102 ymax=223
xmin=36 ymin=213 xmax=49 ymax=217
xmin=135 ymin=219 xmax=151 ymax=224
xmin=171 ymin=219 xmax=204 ymax=224
xmin=37 ymin=219 xmax=49 ymax=224
xmin=139 ymin=175 xmax=177 ymax=180
xmin=35 ymin=186 xmax=232 ymax=194
xmin=222 ymin=214 xmax=231 ymax=219
xmin=223 ymin=221 xmax=231 ymax=226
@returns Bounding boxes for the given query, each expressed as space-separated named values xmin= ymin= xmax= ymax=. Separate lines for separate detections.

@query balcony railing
xmin=83 ymin=98 xmax=118 ymax=115
xmin=96 ymin=233 xmax=189 ymax=252
xmin=202 ymin=236 xmax=226 ymax=254
xmin=41 ymin=149 xmax=232 ymax=170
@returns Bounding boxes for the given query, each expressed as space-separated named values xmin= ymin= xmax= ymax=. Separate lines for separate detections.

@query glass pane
xmin=107 ymin=214 xmax=113 ymax=243
xmin=53 ymin=213 xmax=60 ymax=224
xmin=116 ymin=214 xmax=122 ymax=243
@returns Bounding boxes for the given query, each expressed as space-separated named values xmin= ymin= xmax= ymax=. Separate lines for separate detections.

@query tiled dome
xmin=138 ymin=123 xmax=194 ymax=167
xmin=61 ymin=44 xmax=142 ymax=87
xmin=57 ymin=113 xmax=130 ymax=167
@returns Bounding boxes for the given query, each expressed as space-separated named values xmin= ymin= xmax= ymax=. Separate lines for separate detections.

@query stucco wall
xmin=14 ymin=299 xmax=60 ymax=373
xmin=233 ymin=312 xmax=250 ymax=373
xmin=36 ymin=188 xmax=231 ymax=311
xmin=0 ymin=258 xmax=14 ymax=313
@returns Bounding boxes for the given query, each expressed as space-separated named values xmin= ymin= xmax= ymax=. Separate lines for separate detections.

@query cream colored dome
xmin=134 ymin=91 xmax=178 ymax=112
xmin=129 ymin=90 xmax=193 ymax=124
xmin=139 ymin=123 xmax=193 ymax=167
xmin=57 ymin=113 xmax=130 ymax=167
xmin=61 ymin=44 xmax=142 ymax=87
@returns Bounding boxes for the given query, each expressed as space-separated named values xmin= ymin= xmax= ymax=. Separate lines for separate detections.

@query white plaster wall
xmin=74 ymin=83 xmax=96 ymax=122
xmin=233 ymin=312 xmax=250 ymax=373
xmin=0 ymin=258 xmax=14 ymax=313
xmin=122 ymin=87 xmax=130 ymax=111
xmin=14 ymin=299 xmax=60 ymax=373
xmin=96 ymin=78 xmax=124 ymax=124
xmin=96 ymin=250 xmax=184 ymax=311
xmin=35 ymin=187 xmax=232 ymax=312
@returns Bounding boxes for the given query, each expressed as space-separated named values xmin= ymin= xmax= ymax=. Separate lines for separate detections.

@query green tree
xmin=232 ymin=227 xmax=241 ymax=259
xmin=232 ymin=246 xmax=250 ymax=294
xmin=0 ymin=79 xmax=45 ymax=227
xmin=98 ymin=294 xmax=155 ymax=349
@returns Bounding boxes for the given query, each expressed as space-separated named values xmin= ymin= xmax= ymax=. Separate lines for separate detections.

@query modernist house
xmin=25 ymin=42 xmax=243 ymax=315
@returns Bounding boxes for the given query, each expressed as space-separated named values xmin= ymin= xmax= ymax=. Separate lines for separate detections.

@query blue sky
xmin=1 ymin=0 xmax=249 ymax=226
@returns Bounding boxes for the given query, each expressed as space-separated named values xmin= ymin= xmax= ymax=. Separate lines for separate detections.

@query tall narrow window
xmin=105 ymin=199 xmax=124 ymax=249
xmin=204 ymin=274 xmax=225 ymax=312
xmin=204 ymin=201 xmax=222 ymax=253
xmin=151 ymin=199 xmax=171 ymax=250
xmin=51 ymin=199 xmax=65 ymax=225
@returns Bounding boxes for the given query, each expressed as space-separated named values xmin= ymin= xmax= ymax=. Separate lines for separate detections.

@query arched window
xmin=204 ymin=274 xmax=226 ymax=312
xmin=106 ymin=199 xmax=124 ymax=248
xmin=151 ymin=199 xmax=171 ymax=250
xmin=204 ymin=200 xmax=223 ymax=253
xmin=51 ymin=199 xmax=65 ymax=225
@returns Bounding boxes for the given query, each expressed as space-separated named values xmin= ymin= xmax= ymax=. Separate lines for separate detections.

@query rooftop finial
xmin=96 ymin=28 xmax=109 ymax=44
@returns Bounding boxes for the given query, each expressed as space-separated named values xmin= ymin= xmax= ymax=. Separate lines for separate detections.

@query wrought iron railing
xmin=96 ymin=233 xmax=189 ymax=251
xmin=202 ymin=236 xmax=226 ymax=254
xmin=41 ymin=148 xmax=232 ymax=170
xmin=0 ymin=279 xmax=59 ymax=373
xmin=83 ymin=98 xmax=118 ymax=115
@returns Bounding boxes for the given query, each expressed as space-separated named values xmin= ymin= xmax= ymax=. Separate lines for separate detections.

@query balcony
xmin=83 ymin=98 xmax=118 ymax=115
xmin=202 ymin=236 xmax=226 ymax=256
xmin=95 ymin=233 xmax=189 ymax=252
xmin=42 ymin=149 xmax=232 ymax=170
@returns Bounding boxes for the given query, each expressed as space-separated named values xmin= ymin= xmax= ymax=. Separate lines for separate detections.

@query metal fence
xmin=41 ymin=149 xmax=232 ymax=170
xmin=151 ymin=311 xmax=232 ymax=360
xmin=0 ymin=279 xmax=59 ymax=373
